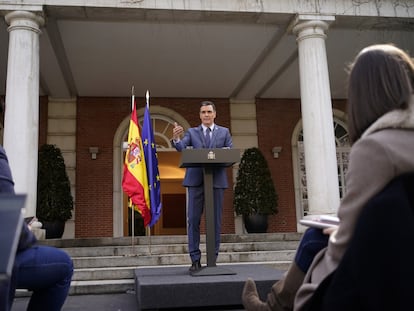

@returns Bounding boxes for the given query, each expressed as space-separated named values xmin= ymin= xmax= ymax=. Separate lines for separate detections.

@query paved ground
xmin=12 ymin=293 xmax=138 ymax=311
xmin=11 ymin=293 xmax=245 ymax=311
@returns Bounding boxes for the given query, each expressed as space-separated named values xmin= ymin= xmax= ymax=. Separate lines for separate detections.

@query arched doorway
xmin=113 ymin=106 xmax=190 ymax=237
xmin=292 ymin=110 xmax=350 ymax=231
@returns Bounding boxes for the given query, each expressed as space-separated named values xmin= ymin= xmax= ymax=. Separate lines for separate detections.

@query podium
xmin=180 ymin=148 xmax=240 ymax=276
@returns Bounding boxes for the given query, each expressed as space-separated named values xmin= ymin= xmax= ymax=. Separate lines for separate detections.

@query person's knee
xmin=65 ymin=254 xmax=74 ymax=278
xmin=301 ymin=228 xmax=329 ymax=252
xmin=47 ymin=247 xmax=74 ymax=281
xmin=60 ymin=250 xmax=74 ymax=278
xmin=295 ymin=228 xmax=329 ymax=273
xmin=303 ymin=227 xmax=327 ymax=240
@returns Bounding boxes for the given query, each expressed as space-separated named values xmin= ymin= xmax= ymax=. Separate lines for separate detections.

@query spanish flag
xmin=122 ymin=100 xmax=151 ymax=226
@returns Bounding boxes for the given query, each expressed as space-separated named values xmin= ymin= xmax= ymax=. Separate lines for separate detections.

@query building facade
xmin=0 ymin=0 xmax=413 ymax=238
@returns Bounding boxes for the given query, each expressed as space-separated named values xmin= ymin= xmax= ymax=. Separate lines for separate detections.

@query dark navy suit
xmin=172 ymin=124 xmax=232 ymax=263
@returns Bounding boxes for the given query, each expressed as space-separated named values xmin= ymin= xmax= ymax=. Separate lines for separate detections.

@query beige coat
xmin=294 ymin=96 xmax=414 ymax=310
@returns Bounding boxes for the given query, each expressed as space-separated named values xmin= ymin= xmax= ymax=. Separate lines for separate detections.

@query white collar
xmin=202 ymin=124 xmax=215 ymax=132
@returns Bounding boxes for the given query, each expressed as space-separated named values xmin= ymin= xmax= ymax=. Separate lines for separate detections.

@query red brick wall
xmin=76 ymin=97 xmax=130 ymax=237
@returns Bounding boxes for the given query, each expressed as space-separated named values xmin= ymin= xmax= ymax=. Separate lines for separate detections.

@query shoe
xmin=242 ymin=278 xmax=270 ymax=311
xmin=267 ymin=262 xmax=305 ymax=310
xmin=189 ymin=260 xmax=202 ymax=273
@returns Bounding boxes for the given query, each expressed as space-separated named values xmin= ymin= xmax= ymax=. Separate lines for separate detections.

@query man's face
xmin=199 ymin=105 xmax=216 ymax=127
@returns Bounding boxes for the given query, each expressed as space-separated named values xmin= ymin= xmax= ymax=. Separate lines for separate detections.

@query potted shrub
xmin=37 ymin=144 xmax=73 ymax=239
xmin=233 ymin=147 xmax=278 ymax=233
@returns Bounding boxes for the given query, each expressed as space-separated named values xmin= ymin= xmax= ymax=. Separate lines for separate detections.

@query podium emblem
xmin=207 ymin=151 xmax=216 ymax=160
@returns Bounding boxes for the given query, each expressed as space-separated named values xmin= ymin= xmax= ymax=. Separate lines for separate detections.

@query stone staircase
xmin=32 ymin=233 xmax=301 ymax=295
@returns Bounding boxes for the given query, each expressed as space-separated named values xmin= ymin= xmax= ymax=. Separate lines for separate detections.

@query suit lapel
xmin=211 ymin=126 xmax=218 ymax=147
xmin=197 ymin=125 xmax=208 ymax=148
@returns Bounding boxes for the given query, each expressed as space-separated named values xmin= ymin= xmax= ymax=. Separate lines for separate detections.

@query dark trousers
xmin=0 ymin=245 xmax=73 ymax=311
xmin=294 ymin=227 xmax=329 ymax=273
xmin=0 ymin=265 xmax=17 ymax=311
xmin=187 ymin=185 xmax=224 ymax=263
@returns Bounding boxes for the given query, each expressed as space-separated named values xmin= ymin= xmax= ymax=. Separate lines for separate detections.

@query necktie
xmin=205 ymin=127 xmax=211 ymax=148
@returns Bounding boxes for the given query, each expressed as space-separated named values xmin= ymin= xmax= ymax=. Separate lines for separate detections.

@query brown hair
xmin=347 ymin=44 xmax=414 ymax=143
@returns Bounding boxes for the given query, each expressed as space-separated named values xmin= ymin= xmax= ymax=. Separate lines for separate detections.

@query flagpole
xmin=131 ymin=86 xmax=135 ymax=248
xmin=145 ymin=89 xmax=152 ymax=255
xmin=131 ymin=86 xmax=135 ymax=111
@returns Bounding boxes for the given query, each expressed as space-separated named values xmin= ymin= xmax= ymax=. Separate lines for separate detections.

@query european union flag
xmin=142 ymin=101 xmax=162 ymax=227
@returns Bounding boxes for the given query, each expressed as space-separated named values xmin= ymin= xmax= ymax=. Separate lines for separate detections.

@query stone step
xmin=69 ymin=279 xmax=135 ymax=295
xmin=70 ymin=249 xmax=295 ymax=280
xmin=72 ymin=261 xmax=292 ymax=282
xmin=33 ymin=234 xmax=301 ymax=295
xmin=73 ymin=266 xmax=136 ymax=281
xmin=63 ymin=240 xmax=299 ymax=258
xmin=39 ymin=233 xmax=302 ymax=248
xmin=71 ymin=250 xmax=295 ymax=269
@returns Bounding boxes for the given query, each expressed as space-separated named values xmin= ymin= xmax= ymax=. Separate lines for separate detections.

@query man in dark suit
xmin=172 ymin=101 xmax=233 ymax=273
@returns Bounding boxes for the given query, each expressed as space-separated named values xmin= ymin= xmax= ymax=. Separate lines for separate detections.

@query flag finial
xmin=146 ymin=90 xmax=150 ymax=106
xmin=131 ymin=86 xmax=135 ymax=111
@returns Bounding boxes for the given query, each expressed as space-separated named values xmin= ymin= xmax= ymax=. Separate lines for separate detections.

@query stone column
xmin=292 ymin=16 xmax=340 ymax=216
xmin=4 ymin=11 xmax=44 ymax=217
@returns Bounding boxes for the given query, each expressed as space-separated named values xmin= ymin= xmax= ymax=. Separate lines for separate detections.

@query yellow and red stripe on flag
xmin=122 ymin=100 xmax=151 ymax=226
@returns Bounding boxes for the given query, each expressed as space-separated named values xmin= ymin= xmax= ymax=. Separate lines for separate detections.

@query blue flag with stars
xmin=142 ymin=102 xmax=162 ymax=227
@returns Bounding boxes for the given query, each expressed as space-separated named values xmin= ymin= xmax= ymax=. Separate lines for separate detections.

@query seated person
xmin=307 ymin=173 xmax=414 ymax=311
xmin=0 ymin=145 xmax=73 ymax=311
xmin=242 ymin=44 xmax=414 ymax=311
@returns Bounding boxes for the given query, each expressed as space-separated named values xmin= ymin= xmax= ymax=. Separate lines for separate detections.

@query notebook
xmin=0 ymin=194 xmax=26 ymax=280
xmin=300 ymin=214 xmax=340 ymax=229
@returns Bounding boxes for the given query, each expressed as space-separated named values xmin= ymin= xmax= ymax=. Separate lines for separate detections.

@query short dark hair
xmin=347 ymin=44 xmax=414 ymax=143
xmin=200 ymin=100 xmax=216 ymax=112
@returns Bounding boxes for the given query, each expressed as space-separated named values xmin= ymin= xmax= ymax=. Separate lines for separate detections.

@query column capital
xmin=5 ymin=10 xmax=44 ymax=34
xmin=290 ymin=15 xmax=335 ymax=42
